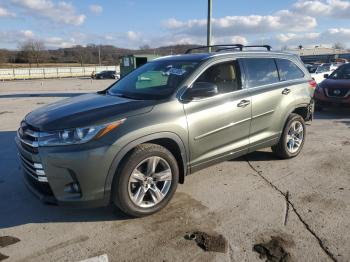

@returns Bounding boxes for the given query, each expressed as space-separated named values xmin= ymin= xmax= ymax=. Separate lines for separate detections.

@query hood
xmin=320 ymin=79 xmax=350 ymax=89
xmin=25 ymin=93 xmax=156 ymax=131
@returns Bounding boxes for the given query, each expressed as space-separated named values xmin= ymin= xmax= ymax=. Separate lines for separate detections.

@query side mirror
xmin=183 ymin=82 xmax=218 ymax=100
xmin=324 ymin=74 xmax=329 ymax=79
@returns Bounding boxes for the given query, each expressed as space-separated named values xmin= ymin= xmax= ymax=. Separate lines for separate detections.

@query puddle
xmin=0 ymin=236 xmax=20 ymax=248
xmin=253 ymin=236 xmax=291 ymax=262
xmin=185 ymin=231 xmax=228 ymax=253
xmin=0 ymin=252 xmax=9 ymax=261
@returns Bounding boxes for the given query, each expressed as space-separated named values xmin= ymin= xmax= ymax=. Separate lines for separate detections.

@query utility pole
xmin=98 ymin=44 xmax=101 ymax=66
xmin=207 ymin=0 xmax=212 ymax=52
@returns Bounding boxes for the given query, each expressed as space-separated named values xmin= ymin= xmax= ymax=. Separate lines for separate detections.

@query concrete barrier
xmin=0 ymin=66 xmax=120 ymax=80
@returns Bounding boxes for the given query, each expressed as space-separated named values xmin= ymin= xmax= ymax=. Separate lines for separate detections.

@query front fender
xmin=103 ymin=132 xmax=188 ymax=202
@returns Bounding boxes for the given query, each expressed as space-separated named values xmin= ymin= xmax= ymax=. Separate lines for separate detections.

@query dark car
xmin=95 ymin=70 xmax=119 ymax=79
xmin=314 ymin=63 xmax=350 ymax=110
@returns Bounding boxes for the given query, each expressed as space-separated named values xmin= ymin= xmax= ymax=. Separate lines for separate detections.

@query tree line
xmin=0 ymin=40 xmax=197 ymax=67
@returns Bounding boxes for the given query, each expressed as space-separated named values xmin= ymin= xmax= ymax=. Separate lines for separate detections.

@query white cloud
xmin=269 ymin=27 xmax=350 ymax=48
xmin=11 ymin=0 xmax=86 ymax=25
xmin=127 ymin=31 xmax=141 ymax=41
xmin=21 ymin=29 xmax=34 ymax=38
xmin=0 ymin=6 xmax=16 ymax=17
xmin=0 ymin=30 xmax=34 ymax=46
xmin=163 ymin=11 xmax=316 ymax=37
xmin=293 ymin=0 xmax=350 ymax=18
xmin=276 ymin=32 xmax=321 ymax=43
xmin=89 ymin=4 xmax=103 ymax=15
xmin=44 ymin=36 xmax=76 ymax=48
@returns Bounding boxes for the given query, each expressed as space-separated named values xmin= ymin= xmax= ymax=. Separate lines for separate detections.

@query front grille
xmin=18 ymin=121 xmax=39 ymax=153
xmin=326 ymin=87 xmax=350 ymax=98
xmin=19 ymin=153 xmax=48 ymax=183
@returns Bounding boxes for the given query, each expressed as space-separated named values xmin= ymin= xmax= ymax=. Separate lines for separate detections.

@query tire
xmin=272 ymin=113 xmax=306 ymax=159
xmin=112 ymin=143 xmax=179 ymax=217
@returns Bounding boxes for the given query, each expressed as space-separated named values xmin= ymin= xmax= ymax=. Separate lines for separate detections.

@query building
xmin=287 ymin=47 xmax=350 ymax=63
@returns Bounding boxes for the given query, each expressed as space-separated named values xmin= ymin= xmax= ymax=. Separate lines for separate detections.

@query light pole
xmin=98 ymin=44 xmax=101 ymax=66
xmin=207 ymin=0 xmax=212 ymax=52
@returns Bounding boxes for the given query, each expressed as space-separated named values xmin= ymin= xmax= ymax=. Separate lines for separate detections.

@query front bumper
xmin=15 ymin=136 xmax=117 ymax=208
xmin=314 ymin=88 xmax=350 ymax=107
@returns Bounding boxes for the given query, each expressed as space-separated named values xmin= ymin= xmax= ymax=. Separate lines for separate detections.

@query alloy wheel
xmin=286 ymin=120 xmax=304 ymax=154
xmin=128 ymin=156 xmax=172 ymax=208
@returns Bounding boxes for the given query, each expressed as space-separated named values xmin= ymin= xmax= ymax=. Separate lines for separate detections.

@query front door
xmin=183 ymin=60 xmax=252 ymax=172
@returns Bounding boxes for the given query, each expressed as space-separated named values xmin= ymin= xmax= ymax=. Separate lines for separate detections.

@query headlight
xmin=38 ymin=119 xmax=125 ymax=146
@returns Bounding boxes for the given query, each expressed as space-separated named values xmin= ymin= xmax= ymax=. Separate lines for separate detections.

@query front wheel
xmin=272 ymin=113 xmax=306 ymax=159
xmin=112 ymin=143 xmax=179 ymax=217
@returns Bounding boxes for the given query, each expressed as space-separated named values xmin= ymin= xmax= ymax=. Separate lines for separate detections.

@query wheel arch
xmin=104 ymin=132 xmax=188 ymax=202
xmin=278 ymin=103 xmax=309 ymax=140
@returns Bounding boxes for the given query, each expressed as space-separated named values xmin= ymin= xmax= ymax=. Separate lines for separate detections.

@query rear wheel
xmin=272 ymin=113 xmax=306 ymax=159
xmin=112 ymin=143 xmax=179 ymax=217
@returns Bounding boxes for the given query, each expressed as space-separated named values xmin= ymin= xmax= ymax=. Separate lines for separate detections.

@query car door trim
xmin=252 ymin=110 xmax=275 ymax=120
xmin=194 ymin=117 xmax=251 ymax=140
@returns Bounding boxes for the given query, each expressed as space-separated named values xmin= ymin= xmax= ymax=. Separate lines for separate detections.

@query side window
xmin=194 ymin=61 xmax=241 ymax=94
xmin=276 ymin=59 xmax=304 ymax=81
xmin=241 ymin=58 xmax=279 ymax=88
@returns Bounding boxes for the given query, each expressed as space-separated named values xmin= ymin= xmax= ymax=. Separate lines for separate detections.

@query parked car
xmin=305 ymin=63 xmax=318 ymax=74
xmin=310 ymin=63 xmax=333 ymax=84
xmin=16 ymin=44 xmax=315 ymax=217
xmin=314 ymin=63 xmax=350 ymax=110
xmin=94 ymin=70 xmax=119 ymax=79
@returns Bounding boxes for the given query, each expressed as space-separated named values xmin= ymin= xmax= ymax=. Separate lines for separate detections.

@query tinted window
xmin=329 ymin=64 xmax=350 ymax=80
xmin=276 ymin=59 xmax=304 ymax=81
xmin=241 ymin=58 xmax=279 ymax=88
xmin=108 ymin=60 xmax=199 ymax=100
xmin=195 ymin=61 xmax=241 ymax=94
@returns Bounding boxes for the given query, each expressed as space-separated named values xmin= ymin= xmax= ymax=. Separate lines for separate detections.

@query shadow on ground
xmin=314 ymin=107 xmax=350 ymax=120
xmin=0 ymin=131 xmax=128 ymax=229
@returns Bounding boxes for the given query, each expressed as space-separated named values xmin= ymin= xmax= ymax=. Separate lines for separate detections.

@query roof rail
xmin=243 ymin=45 xmax=272 ymax=51
xmin=185 ymin=44 xmax=243 ymax=54
xmin=185 ymin=44 xmax=272 ymax=54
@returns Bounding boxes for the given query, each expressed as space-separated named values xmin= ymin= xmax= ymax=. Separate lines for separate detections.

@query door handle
xmin=237 ymin=100 xmax=250 ymax=108
xmin=282 ymin=88 xmax=291 ymax=95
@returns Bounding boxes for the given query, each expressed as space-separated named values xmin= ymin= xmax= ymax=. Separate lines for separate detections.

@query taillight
xmin=308 ymin=79 xmax=317 ymax=89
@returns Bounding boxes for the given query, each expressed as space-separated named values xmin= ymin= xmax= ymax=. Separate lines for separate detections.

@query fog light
xmin=64 ymin=182 xmax=81 ymax=193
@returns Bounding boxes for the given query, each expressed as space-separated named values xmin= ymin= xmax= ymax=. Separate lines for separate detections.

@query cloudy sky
xmin=0 ymin=0 xmax=350 ymax=50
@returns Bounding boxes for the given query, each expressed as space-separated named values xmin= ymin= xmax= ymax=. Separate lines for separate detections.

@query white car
xmin=310 ymin=63 xmax=335 ymax=84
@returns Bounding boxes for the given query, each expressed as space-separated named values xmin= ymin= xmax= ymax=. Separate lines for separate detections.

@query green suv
xmin=16 ymin=45 xmax=316 ymax=217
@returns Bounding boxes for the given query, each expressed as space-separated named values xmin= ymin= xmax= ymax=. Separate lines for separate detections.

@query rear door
xmin=183 ymin=59 xmax=251 ymax=171
xmin=240 ymin=57 xmax=303 ymax=151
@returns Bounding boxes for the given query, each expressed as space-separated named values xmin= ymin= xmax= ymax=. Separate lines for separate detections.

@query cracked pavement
xmin=0 ymin=79 xmax=349 ymax=261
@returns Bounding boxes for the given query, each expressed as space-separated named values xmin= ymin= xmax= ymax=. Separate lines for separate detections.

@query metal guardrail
xmin=0 ymin=66 xmax=120 ymax=80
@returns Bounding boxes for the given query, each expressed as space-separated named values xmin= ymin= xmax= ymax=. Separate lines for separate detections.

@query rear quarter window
xmin=241 ymin=58 xmax=279 ymax=88
xmin=276 ymin=59 xmax=304 ymax=81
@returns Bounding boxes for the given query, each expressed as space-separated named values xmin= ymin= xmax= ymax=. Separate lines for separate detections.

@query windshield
xmin=316 ymin=64 xmax=330 ymax=73
xmin=108 ymin=60 xmax=199 ymax=100
xmin=329 ymin=64 xmax=350 ymax=80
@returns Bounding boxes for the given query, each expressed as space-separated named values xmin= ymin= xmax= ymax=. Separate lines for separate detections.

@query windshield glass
xmin=329 ymin=64 xmax=350 ymax=80
xmin=316 ymin=64 xmax=330 ymax=73
xmin=108 ymin=60 xmax=199 ymax=100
